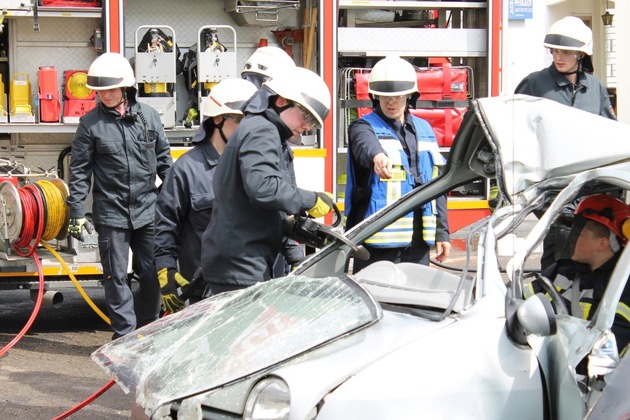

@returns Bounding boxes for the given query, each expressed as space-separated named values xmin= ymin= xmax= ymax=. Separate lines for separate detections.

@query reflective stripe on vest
xmin=365 ymin=138 xmax=414 ymax=247
xmin=556 ymin=273 xmax=595 ymax=319
xmin=352 ymin=112 xmax=442 ymax=247
xmin=617 ymin=301 xmax=630 ymax=322
xmin=526 ymin=273 xmax=630 ymax=326
xmin=421 ymin=164 xmax=441 ymax=245
xmin=411 ymin=118 xmax=443 ymax=246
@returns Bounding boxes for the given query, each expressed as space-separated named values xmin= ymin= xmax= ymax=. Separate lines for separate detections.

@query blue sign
xmin=509 ymin=0 xmax=533 ymax=20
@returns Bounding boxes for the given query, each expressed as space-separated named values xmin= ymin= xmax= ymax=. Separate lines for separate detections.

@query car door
xmin=525 ymin=202 xmax=630 ymax=420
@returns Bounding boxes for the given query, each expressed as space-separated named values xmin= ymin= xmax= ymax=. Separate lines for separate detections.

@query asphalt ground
xmin=0 ymin=287 xmax=132 ymax=419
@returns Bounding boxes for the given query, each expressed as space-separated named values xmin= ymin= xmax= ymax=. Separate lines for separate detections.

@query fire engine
xmin=0 ymin=0 xmax=611 ymax=304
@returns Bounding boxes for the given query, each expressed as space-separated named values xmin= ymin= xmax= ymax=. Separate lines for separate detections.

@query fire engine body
xmin=0 ymin=0 xmax=498 ymax=299
xmin=0 ymin=1 xmax=310 ymax=296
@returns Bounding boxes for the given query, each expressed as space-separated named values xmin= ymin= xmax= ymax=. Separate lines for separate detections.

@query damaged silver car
xmin=92 ymin=95 xmax=630 ymax=420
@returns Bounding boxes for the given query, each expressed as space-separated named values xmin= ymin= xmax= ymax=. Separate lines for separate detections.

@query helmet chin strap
xmin=609 ymin=232 xmax=621 ymax=253
xmin=272 ymin=100 xmax=294 ymax=115
xmin=103 ymin=88 xmax=128 ymax=110
xmin=558 ymin=57 xmax=582 ymax=76
xmin=217 ymin=117 xmax=229 ymax=144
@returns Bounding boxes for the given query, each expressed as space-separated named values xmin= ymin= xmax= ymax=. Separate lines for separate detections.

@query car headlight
xmin=243 ymin=377 xmax=291 ymax=420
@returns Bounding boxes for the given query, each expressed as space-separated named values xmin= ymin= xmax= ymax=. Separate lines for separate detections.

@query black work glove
xmin=68 ymin=217 xmax=94 ymax=242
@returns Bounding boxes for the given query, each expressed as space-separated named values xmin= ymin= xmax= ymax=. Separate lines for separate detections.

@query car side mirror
xmin=506 ymin=292 xmax=557 ymax=345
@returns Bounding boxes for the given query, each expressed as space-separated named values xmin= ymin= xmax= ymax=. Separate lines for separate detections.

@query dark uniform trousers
xmin=96 ymin=224 xmax=161 ymax=338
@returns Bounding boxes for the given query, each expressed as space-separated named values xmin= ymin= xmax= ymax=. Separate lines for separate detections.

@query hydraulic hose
xmin=1 ymin=178 xmax=116 ymax=417
xmin=40 ymin=241 xmax=111 ymax=325
xmin=13 ymin=184 xmax=45 ymax=257
xmin=430 ymin=255 xmax=541 ymax=274
xmin=56 ymin=146 xmax=71 ymax=179
xmin=41 ymin=243 xmax=118 ymax=419
xmin=431 ymin=257 xmax=479 ymax=273
xmin=36 ymin=180 xmax=66 ymax=241
xmin=5 ymin=180 xmax=111 ymax=324
xmin=52 ymin=379 xmax=116 ymax=420
xmin=40 ymin=245 xmax=117 ymax=419
xmin=0 ymin=252 xmax=45 ymax=357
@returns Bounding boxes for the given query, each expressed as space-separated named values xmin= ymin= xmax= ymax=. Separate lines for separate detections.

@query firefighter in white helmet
xmin=241 ymin=45 xmax=304 ymax=278
xmin=154 ymin=78 xmax=258 ymax=312
xmin=241 ymin=45 xmax=296 ymax=88
xmin=515 ymin=16 xmax=616 ymax=272
xmin=67 ymin=52 xmax=173 ymax=339
xmin=515 ymin=16 xmax=615 ymax=119
xmin=200 ymin=66 xmax=334 ymax=295
xmin=345 ymin=55 xmax=450 ymax=273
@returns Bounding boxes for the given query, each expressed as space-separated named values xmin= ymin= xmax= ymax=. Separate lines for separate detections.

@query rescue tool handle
xmin=331 ymin=200 xmax=342 ymax=228
xmin=179 ymin=267 xmax=204 ymax=301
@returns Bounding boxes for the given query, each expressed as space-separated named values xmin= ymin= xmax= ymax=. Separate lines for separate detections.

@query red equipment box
xmin=410 ymin=107 xmax=468 ymax=148
xmin=353 ymin=64 xmax=472 ymax=147
xmin=40 ymin=0 xmax=101 ymax=6
xmin=38 ymin=66 xmax=61 ymax=123
xmin=62 ymin=70 xmax=96 ymax=123
xmin=64 ymin=70 xmax=95 ymax=100
xmin=415 ymin=64 xmax=469 ymax=101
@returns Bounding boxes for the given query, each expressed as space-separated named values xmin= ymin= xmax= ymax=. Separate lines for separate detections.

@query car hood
xmin=92 ymin=275 xmax=381 ymax=411
xmin=478 ymin=95 xmax=630 ymax=199
xmin=93 ymin=272 xmax=476 ymax=416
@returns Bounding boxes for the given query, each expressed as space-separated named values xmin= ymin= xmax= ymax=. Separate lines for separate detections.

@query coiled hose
xmin=0 ymin=178 xmax=116 ymax=418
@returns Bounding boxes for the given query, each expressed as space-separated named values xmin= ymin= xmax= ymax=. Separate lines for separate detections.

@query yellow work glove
xmin=488 ymin=184 xmax=500 ymax=212
xmin=307 ymin=192 xmax=335 ymax=219
xmin=158 ymin=268 xmax=190 ymax=313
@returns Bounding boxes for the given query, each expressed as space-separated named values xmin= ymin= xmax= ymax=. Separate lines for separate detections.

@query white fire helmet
xmin=263 ymin=66 xmax=331 ymax=129
xmin=368 ymin=55 xmax=418 ymax=97
xmin=202 ymin=78 xmax=258 ymax=118
xmin=86 ymin=52 xmax=136 ymax=90
xmin=543 ymin=16 xmax=593 ymax=56
xmin=241 ymin=46 xmax=296 ymax=80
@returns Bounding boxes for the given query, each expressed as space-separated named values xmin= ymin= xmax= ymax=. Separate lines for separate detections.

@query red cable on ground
xmin=0 ymin=252 xmax=45 ymax=357
xmin=52 ymin=379 xmax=116 ymax=420
xmin=51 ymin=308 xmax=176 ymax=416
xmin=53 ymin=311 xmax=177 ymax=417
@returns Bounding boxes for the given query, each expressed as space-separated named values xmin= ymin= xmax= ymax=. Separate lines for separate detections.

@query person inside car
xmin=526 ymin=194 xmax=630 ymax=355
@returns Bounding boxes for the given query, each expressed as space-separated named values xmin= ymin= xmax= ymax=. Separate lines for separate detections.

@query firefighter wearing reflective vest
xmin=525 ymin=194 xmax=630 ymax=355
xmin=345 ymin=55 xmax=450 ymax=273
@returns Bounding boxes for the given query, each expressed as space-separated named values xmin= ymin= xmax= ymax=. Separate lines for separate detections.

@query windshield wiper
xmin=379 ymin=302 xmax=449 ymax=321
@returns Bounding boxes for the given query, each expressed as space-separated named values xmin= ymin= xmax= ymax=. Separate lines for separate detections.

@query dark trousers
xmin=96 ymin=224 xmax=160 ymax=339
xmin=352 ymin=241 xmax=431 ymax=274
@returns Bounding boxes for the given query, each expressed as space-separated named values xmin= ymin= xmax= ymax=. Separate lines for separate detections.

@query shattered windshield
xmin=92 ymin=274 xmax=380 ymax=411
